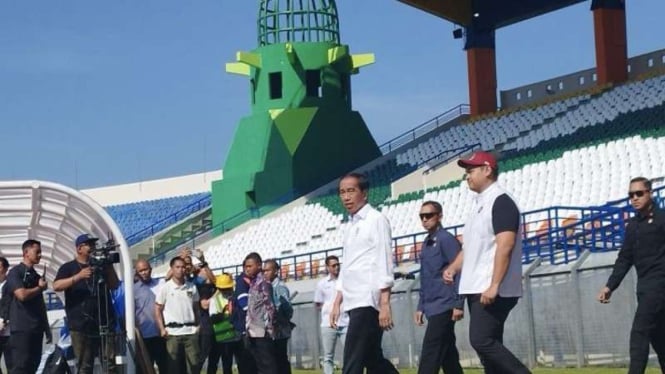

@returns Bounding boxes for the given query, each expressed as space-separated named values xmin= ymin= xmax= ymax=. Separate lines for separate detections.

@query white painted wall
xmin=81 ymin=170 xmax=222 ymax=206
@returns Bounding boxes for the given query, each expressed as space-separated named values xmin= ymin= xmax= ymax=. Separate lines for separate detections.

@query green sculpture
xmin=212 ymin=0 xmax=381 ymax=231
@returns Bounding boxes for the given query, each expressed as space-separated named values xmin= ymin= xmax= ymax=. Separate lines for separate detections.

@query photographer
xmin=6 ymin=239 xmax=50 ymax=374
xmin=53 ymin=234 xmax=120 ymax=374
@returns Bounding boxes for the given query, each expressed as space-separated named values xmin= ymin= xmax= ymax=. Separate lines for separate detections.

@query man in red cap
xmin=444 ymin=151 xmax=531 ymax=374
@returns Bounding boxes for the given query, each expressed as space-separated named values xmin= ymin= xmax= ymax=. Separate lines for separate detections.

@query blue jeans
xmin=321 ymin=325 xmax=346 ymax=374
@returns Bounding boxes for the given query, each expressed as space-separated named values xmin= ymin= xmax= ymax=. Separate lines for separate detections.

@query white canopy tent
xmin=0 ymin=180 xmax=136 ymax=372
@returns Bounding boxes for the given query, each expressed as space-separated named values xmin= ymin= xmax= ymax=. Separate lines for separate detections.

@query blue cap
xmin=75 ymin=234 xmax=98 ymax=247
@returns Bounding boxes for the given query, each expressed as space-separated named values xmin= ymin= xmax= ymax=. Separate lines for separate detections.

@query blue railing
xmin=124 ymin=194 xmax=212 ymax=246
xmin=205 ymin=200 xmax=635 ymax=282
xmin=378 ymin=104 xmax=470 ymax=154
xmin=148 ymin=189 xmax=300 ymax=268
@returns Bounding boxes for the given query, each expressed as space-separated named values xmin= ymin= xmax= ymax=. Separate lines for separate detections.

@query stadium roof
xmin=398 ymin=0 xmax=586 ymax=29
xmin=0 ymin=180 xmax=137 ymax=371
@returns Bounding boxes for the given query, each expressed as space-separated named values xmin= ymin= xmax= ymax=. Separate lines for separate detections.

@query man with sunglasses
xmin=415 ymin=201 xmax=464 ymax=374
xmin=443 ymin=151 xmax=530 ymax=374
xmin=598 ymin=177 xmax=665 ymax=374
xmin=314 ymin=255 xmax=348 ymax=374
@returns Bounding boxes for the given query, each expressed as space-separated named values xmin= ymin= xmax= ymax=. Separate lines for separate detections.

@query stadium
xmin=1 ymin=0 xmax=664 ymax=373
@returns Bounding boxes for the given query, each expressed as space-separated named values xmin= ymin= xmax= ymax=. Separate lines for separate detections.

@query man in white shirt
xmin=155 ymin=256 xmax=201 ymax=374
xmin=314 ymin=255 xmax=348 ymax=374
xmin=330 ymin=173 xmax=399 ymax=374
xmin=444 ymin=151 xmax=530 ymax=374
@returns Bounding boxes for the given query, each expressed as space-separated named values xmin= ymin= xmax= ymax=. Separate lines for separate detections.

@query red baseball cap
xmin=457 ymin=151 xmax=497 ymax=169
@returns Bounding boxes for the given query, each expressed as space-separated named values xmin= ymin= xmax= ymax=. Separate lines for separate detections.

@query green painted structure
xmin=212 ymin=0 xmax=381 ymax=230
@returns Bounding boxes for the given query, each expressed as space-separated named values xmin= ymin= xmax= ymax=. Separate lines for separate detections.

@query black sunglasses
xmin=628 ymin=190 xmax=649 ymax=199
xmin=419 ymin=212 xmax=438 ymax=220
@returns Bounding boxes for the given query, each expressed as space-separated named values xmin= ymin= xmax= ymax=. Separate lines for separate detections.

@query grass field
xmin=292 ymin=368 xmax=658 ymax=374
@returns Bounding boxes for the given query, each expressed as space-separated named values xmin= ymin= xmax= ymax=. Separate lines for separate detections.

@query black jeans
xmin=249 ymin=337 xmax=277 ymax=374
xmin=468 ymin=295 xmax=530 ymax=374
xmin=274 ymin=338 xmax=292 ymax=374
xmin=9 ymin=331 xmax=42 ymax=374
xmin=628 ymin=293 xmax=665 ymax=374
xmin=418 ymin=310 xmax=463 ymax=374
xmin=342 ymin=307 xmax=399 ymax=374
xmin=142 ymin=336 xmax=168 ymax=374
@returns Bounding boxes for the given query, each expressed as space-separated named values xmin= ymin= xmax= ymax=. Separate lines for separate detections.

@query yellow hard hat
xmin=215 ymin=273 xmax=234 ymax=289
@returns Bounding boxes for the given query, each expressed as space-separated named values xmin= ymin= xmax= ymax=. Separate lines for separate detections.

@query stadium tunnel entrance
xmin=0 ymin=180 xmax=136 ymax=372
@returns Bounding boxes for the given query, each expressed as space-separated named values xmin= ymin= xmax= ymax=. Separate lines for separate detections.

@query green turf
xmin=292 ymin=368 xmax=659 ymax=374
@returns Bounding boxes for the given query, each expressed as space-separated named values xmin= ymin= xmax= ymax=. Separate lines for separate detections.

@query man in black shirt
xmin=598 ymin=177 xmax=665 ymax=374
xmin=6 ymin=239 xmax=50 ymax=373
xmin=53 ymin=234 xmax=120 ymax=374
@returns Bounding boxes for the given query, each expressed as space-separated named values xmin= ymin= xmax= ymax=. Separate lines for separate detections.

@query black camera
xmin=88 ymin=238 xmax=121 ymax=268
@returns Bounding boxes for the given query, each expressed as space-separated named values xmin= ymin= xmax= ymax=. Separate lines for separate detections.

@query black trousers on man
xmin=9 ymin=331 xmax=42 ymax=373
xmin=249 ymin=337 xmax=277 ymax=374
xmin=142 ymin=336 xmax=168 ymax=374
xmin=628 ymin=292 xmax=665 ymax=374
xmin=342 ymin=307 xmax=399 ymax=374
xmin=417 ymin=310 xmax=463 ymax=374
xmin=468 ymin=295 xmax=530 ymax=374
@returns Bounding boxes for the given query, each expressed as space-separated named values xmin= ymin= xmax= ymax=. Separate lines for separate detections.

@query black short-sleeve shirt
xmin=6 ymin=263 xmax=48 ymax=333
xmin=55 ymin=260 xmax=115 ymax=332
xmin=492 ymin=193 xmax=520 ymax=234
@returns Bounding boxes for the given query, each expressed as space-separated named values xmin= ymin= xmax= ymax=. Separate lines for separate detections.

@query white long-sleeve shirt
xmin=336 ymin=204 xmax=395 ymax=312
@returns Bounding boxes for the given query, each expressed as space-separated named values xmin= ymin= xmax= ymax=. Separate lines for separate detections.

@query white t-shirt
xmin=155 ymin=279 xmax=199 ymax=336
xmin=314 ymin=275 xmax=348 ymax=327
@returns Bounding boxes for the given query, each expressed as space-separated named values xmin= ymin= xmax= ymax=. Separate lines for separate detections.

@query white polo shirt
xmin=156 ymin=278 xmax=200 ymax=336
xmin=336 ymin=204 xmax=395 ymax=312
xmin=458 ymin=183 xmax=523 ymax=297
xmin=314 ymin=275 xmax=349 ymax=327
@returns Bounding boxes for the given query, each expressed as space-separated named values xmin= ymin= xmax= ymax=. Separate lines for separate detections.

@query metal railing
xmin=206 ymin=202 xmax=630 ymax=282
xmin=148 ymin=189 xmax=300 ymax=267
xmin=378 ymin=104 xmax=470 ymax=154
xmin=124 ymin=194 xmax=212 ymax=246
xmin=421 ymin=143 xmax=481 ymax=174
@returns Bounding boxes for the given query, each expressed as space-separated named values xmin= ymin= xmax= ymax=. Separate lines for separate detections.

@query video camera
xmin=88 ymin=238 xmax=121 ymax=268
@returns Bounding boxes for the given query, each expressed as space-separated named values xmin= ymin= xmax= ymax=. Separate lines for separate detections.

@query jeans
xmin=165 ymin=334 xmax=200 ymax=374
xmin=321 ymin=325 xmax=346 ymax=374
xmin=417 ymin=310 xmax=463 ymax=374
xmin=467 ymin=295 xmax=530 ymax=374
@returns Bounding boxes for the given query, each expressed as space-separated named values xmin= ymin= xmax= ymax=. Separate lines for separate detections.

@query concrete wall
xmin=391 ymin=157 xmax=466 ymax=199
xmin=81 ymin=170 xmax=222 ymax=206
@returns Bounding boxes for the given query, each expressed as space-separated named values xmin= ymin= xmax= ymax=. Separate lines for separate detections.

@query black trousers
xmin=417 ymin=310 xmax=464 ymax=374
xmin=274 ymin=338 xmax=292 ymax=374
xmin=9 ymin=331 xmax=42 ymax=374
xmin=0 ymin=336 xmax=12 ymax=374
xmin=142 ymin=336 xmax=168 ymax=374
xmin=207 ymin=339 xmax=245 ymax=374
xmin=342 ymin=307 xmax=399 ymax=374
xmin=468 ymin=295 xmax=530 ymax=374
xmin=249 ymin=337 xmax=277 ymax=374
xmin=628 ymin=293 xmax=665 ymax=374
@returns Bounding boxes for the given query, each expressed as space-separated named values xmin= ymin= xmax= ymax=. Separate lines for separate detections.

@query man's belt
xmin=165 ymin=322 xmax=197 ymax=328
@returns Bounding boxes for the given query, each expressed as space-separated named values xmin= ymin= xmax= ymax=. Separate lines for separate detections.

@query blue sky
xmin=1 ymin=1 xmax=664 ymax=189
